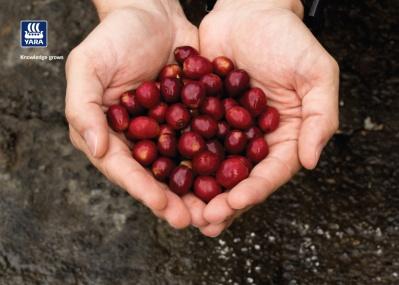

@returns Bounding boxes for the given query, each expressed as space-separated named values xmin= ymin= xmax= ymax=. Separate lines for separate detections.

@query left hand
xmin=189 ymin=0 xmax=339 ymax=237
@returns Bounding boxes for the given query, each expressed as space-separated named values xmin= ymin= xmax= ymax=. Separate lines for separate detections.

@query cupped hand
xmin=65 ymin=0 xmax=199 ymax=229
xmin=193 ymin=0 xmax=339 ymax=236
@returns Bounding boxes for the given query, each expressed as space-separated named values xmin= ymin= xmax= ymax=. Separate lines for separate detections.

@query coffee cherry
xmin=157 ymin=134 xmax=177 ymax=157
xmin=169 ymin=165 xmax=194 ymax=195
xmin=222 ymin=98 xmax=238 ymax=113
xmin=200 ymin=73 xmax=222 ymax=96
xmin=183 ymin=55 xmax=213 ymax=80
xmin=245 ymin=126 xmax=263 ymax=140
xmin=225 ymin=106 xmax=253 ymax=130
xmin=174 ymin=46 xmax=199 ymax=64
xmin=120 ymin=91 xmax=144 ymax=116
xmin=258 ymin=106 xmax=280 ymax=133
xmin=132 ymin=140 xmax=158 ymax=166
xmin=181 ymin=81 xmax=205 ymax=109
xmin=165 ymin=103 xmax=191 ymax=130
xmin=160 ymin=77 xmax=182 ymax=103
xmin=152 ymin=157 xmax=176 ymax=182
xmin=194 ymin=176 xmax=222 ymax=203
xmin=200 ymin=97 xmax=224 ymax=120
xmin=178 ymin=131 xmax=206 ymax=158
xmin=158 ymin=64 xmax=182 ymax=80
xmin=246 ymin=137 xmax=269 ymax=163
xmin=191 ymin=115 xmax=218 ymax=139
xmin=216 ymin=156 xmax=250 ymax=189
xmin=213 ymin=56 xmax=235 ymax=78
xmin=224 ymin=130 xmax=247 ymax=154
xmin=192 ymin=150 xmax=221 ymax=175
xmin=225 ymin=69 xmax=250 ymax=97
xmin=127 ymin=116 xmax=160 ymax=139
xmin=135 ymin=81 xmax=161 ymax=109
xmin=240 ymin=87 xmax=267 ymax=116
xmin=107 ymin=104 xmax=129 ymax=132
xmin=217 ymin=121 xmax=230 ymax=139
xmin=159 ymin=124 xmax=175 ymax=137
xmin=149 ymin=102 xmax=168 ymax=123
xmin=206 ymin=140 xmax=225 ymax=160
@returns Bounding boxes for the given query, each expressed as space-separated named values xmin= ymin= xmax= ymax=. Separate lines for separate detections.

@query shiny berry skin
xmin=200 ymin=73 xmax=222 ymax=96
xmin=148 ymin=102 xmax=168 ymax=123
xmin=157 ymin=134 xmax=177 ymax=157
xmin=132 ymin=140 xmax=158 ymax=166
xmin=240 ymin=87 xmax=267 ymax=116
xmin=222 ymin=98 xmax=238 ymax=113
xmin=169 ymin=165 xmax=194 ymax=196
xmin=135 ymin=81 xmax=161 ymax=109
xmin=183 ymin=55 xmax=213 ymax=80
xmin=159 ymin=124 xmax=175 ymax=137
xmin=158 ymin=64 xmax=182 ymax=80
xmin=178 ymin=131 xmax=206 ymax=158
xmin=128 ymin=116 xmax=160 ymax=140
xmin=216 ymin=156 xmax=250 ymax=189
xmin=212 ymin=56 xmax=235 ymax=77
xmin=245 ymin=126 xmax=263 ymax=140
xmin=107 ymin=104 xmax=129 ymax=132
xmin=227 ymin=155 xmax=253 ymax=171
xmin=193 ymin=150 xmax=220 ymax=175
xmin=200 ymin=97 xmax=224 ymax=120
xmin=258 ymin=107 xmax=280 ymax=133
xmin=224 ymin=69 xmax=250 ymax=97
xmin=224 ymin=130 xmax=247 ymax=154
xmin=206 ymin=140 xmax=225 ymax=160
xmin=246 ymin=137 xmax=269 ymax=163
xmin=225 ymin=106 xmax=253 ymax=130
xmin=165 ymin=103 xmax=191 ymax=130
xmin=174 ymin=46 xmax=199 ymax=64
xmin=194 ymin=176 xmax=222 ymax=203
xmin=191 ymin=115 xmax=218 ymax=139
xmin=120 ymin=91 xmax=144 ymax=116
xmin=160 ymin=77 xmax=182 ymax=103
xmin=217 ymin=121 xmax=230 ymax=139
xmin=152 ymin=157 xmax=176 ymax=182
xmin=181 ymin=82 xmax=205 ymax=109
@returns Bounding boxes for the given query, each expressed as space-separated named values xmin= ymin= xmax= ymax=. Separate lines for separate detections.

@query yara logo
xmin=21 ymin=20 xmax=48 ymax=48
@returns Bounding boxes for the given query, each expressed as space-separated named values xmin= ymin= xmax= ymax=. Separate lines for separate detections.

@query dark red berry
xmin=224 ymin=130 xmax=247 ymax=154
xmin=245 ymin=126 xmax=263 ymax=140
xmin=216 ymin=156 xmax=250 ymax=189
xmin=200 ymin=73 xmax=222 ymax=96
xmin=225 ymin=106 xmax=253 ymax=130
xmin=225 ymin=69 xmax=250 ymax=97
xmin=246 ymin=137 xmax=269 ymax=163
xmin=206 ymin=140 xmax=225 ymax=160
xmin=169 ymin=165 xmax=194 ymax=196
xmin=135 ymin=81 xmax=161 ymax=109
xmin=128 ymin=116 xmax=160 ymax=139
xmin=132 ymin=140 xmax=158 ymax=166
xmin=258 ymin=106 xmax=280 ymax=133
xmin=200 ymin=97 xmax=224 ymax=120
xmin=227 ymin=155 xmax=253 ymax=171
xmin=181 ymin=81 xmax=205 ymax=109
xmin=191 ymin=115 xmax=218 ymax=139
xmin=213 ymin=56 xmax=235 ymax=77
xmin=165 ymin=103 xmax=191 ymax=130
xmin=217 ymin=121 xmax=230 ymax=139
xmin=240 ymin=87 xmax=267 ymax=116
xmin=222 ymin=98 xmax=238 ymax=113
xmin=194 ymin=176 xmax=222 ymax=203
xmin=174 ymin=46 xmax=199 ymax=64
xmin=152 ymin=157 xmax=176 ymax=182
xmin=120 ymin=91 xmax=144 ymax=116
xmin=107 ymin=104 xmax=129 ymax=132
xmin=192 ymin=150 xmax=220 ymax=175
xmin=178 ymin=131 xmax=206 ymax=158
xmin=158 ymin=64 xmax=182 ymax=80
xmin=159 ymin=124 xmax=175 ymax=137
xmin=183 ymin=55 xmax=213 ymax=80
xmin=157 ymin=134 xmax=177 ymax=157
xmin=149 ymin=102 xmax=168 ymax=123
xmin=160 ymin=77 xmax=182 ymax=103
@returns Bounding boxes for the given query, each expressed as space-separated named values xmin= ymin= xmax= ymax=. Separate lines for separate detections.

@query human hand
xmin=192 ymin=0 xmax=339 ymax=236
xmin=65 ymin=0 xmax=199 ymax=228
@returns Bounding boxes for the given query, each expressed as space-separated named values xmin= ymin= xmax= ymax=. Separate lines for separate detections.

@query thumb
xmin=65 ymin=48 xmax=109 ymax=158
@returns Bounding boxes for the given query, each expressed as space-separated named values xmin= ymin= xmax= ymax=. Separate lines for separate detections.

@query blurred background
xmin=0 ymin=0 xmax=398 ymax=284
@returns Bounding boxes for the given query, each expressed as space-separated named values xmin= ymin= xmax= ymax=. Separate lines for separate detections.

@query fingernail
xmin=84 ymin=129 xmax=97 ymax=157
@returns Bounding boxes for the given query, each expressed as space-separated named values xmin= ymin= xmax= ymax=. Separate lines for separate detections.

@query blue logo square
xmin=20 ymin=20 xmax=48 ymax=48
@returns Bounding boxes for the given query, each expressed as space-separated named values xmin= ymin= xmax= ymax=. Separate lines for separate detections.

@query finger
xmin=298 ymin=58 xmax=340 ymax=169
xmin=228 ymin=141 xmax=300 ymax=210
xmin=153 ymin=190 xmax=191 ymax=229
xmin=199 ymin=221 xmax=229 ymax=238
xmin=181 ymin=194 xmax=209 ymax=228
xmin=203 ymin=193 xmax=235 ymax=224
xmin=69 ymin=126 xmax=167 ymax=211
xmin=65 ymin=48 xmax=109 ymax=158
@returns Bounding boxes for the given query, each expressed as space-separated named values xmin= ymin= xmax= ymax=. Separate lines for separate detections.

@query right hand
xmin=65 ymin=0 xmax=199 ymax=229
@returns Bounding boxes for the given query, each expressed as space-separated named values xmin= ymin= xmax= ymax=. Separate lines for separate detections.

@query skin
xmin=65 ymin=0 xmax=339 ymax=237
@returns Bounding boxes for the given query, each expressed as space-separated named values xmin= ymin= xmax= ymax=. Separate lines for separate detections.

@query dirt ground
xmin=0 ymin=0 xmax=398 ymax=284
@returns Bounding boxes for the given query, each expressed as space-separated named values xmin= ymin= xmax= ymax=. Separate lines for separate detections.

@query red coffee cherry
xmin=200 ymin=73 xmax=223 ymax=96
xmin=225 ymin=106 xmax=253 ymax=130
xmin=178 ymin=131 xmax=206 ymax=158
xmin=245 ymin=126 xmax=263 ymax=140
xmin=224 ymin=130 xmax=247 ymax=154
xmin=192 ymin=150 xmax=221 ymax=175
xmin=258 ymin=106 xmax=280 ymax=133
xmin=191 ymin=115 xmax=218 ymax=139
xmin=132 ymin=140 xmax=158 ymax=166
xmin=160 ymin=77 xmax=182 ymax=103
xmin=174 ymin=46 xmax=199 ymax=64
xmin=120 ymin=91 xmax=144 ymax=116
xmin=183 ymin=55 xmax=213 ymax=80
xmin=240 ymin=87 xmax=267 ymax=117
xmin=224 ymin=69 xmax=250 ymax=97
xmin=135 ymin=81 xmax=161 ymax=109
xmin=213 ymin=56 xmax=235 ymax=78
xmin=181 ymin=81 xmax=206 ymax=109
xmin=216 ymin=156 xmax=250 ymax=189
xmin=107 ymin=104 xmax=129 ymax=132
xmin=127 ymin=116 xmax=160 ymax=139
xmin=165 ymin=103 xmax=191 ymax=130
xmin=158 ymin=64 xmax=182 ymax=80
xmin=157 ymin=134 xmax=177 ymax=157
xmin=169 ymin=165 xmax=194 ymax=195
xmin=200 ymin=97 xmax=224 ymax=120
xmin=246 ymin=137 xmax=269 ymax=163
xmin=148 ymin=102 xmax=168 ymax=123
xmin=152 ymin=157 xmax=176 ymax=182
xmin=194 ymin=176 xmax=222 ymax=203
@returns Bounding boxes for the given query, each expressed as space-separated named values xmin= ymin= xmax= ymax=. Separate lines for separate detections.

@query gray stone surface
xmin=0 ymin=0 xmax=398 ymax=284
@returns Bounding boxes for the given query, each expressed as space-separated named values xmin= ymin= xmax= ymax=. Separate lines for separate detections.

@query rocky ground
xmin=0 ymin=0 xmax=398 ymax=284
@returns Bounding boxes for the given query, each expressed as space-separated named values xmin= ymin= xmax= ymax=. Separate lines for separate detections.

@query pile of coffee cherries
xmin=106 ymin=46 xmax=279 ymax=203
